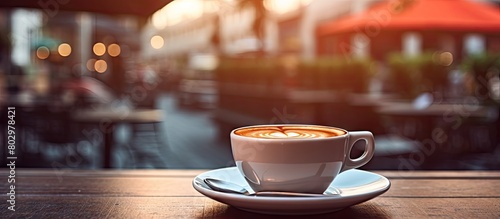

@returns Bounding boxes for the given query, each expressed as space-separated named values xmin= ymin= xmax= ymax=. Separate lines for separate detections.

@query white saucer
xmin=192 ymin=167 xmax=390 ymax=215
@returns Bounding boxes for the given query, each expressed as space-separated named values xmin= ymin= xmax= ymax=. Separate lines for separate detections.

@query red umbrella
xmin=0 ymin=0 xmax=172 ymax=17
xmin=317 ymin=0 xmax=500 ymax=37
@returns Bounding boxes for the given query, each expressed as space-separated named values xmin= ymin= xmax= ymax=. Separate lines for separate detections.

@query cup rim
xmin=230 ymin=124 xmax=348 ymax=141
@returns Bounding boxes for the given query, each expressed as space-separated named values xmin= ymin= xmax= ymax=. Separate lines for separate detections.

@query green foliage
xmin=343 ymin=58 xmax=373 ymax=93
xmin=387 ymin=53 xmax=420 ymax=98
xmin=387 ymin=52 xmax=450 ymax=98
xmin=462 ymin=53 xmax=500 ymax=101
xmin=215 ymin=56 xmax=373 ymax=93
xmin=214 ymin=57 xmax=279 ymax=84
xmin=417 ymin=52 xmax=449 ymax=92
xmin=297 ymin=56 xmax=373 ymax=92
xmin=462 ymin=53 xmax=500 ymax=78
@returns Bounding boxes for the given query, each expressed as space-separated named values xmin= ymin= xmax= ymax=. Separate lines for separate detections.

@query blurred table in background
xmin=3 ymin=169 xmax=500 ymax=218
xmin=72 ymin=108 xmax=164 ymax=168
xmin=377 ymin=101 xmax=499 ymax=166
xmin=377 ymin=102 xmax=496 ymax=117
xmin=377 ymin=101 xmax=498 ymax=140
xmin=287 ymin=91 xmax=395 ymax=133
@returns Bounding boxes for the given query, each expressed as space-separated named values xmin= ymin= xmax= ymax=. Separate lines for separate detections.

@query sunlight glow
xmin=264 ymin=0 xmax=311 ymax=14
xmin=152 ymin=0 xmax=205 ymax=29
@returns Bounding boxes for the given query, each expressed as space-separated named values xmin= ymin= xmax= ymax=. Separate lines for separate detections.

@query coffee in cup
xmin=230 ymin=124 xmax=375 ymax=194
xmin=233 ymin=125 xmax=344 ymax=139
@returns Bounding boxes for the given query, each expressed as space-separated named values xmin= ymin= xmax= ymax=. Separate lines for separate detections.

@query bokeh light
xmin=151 ymin=35 xmax=164 ymax=49
xmin=58 ymin=43 xmax=72 ymax=57
xmin=439 ymin=52 xmax=453 ymax=66
xmin=108 ymin=43 xmax=121 ymax=57
xmin=94 ymin=59 xmax=107 ymax=73
xmin=36 ymin=46 xmax=50 ymax=60
xmin=93 ymin=42 xmax=106 ymax=56
xmin=86 ymin=59 xmax=96 ymax=71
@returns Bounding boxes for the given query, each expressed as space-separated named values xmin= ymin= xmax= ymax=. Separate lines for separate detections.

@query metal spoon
xmin=204 ymin=178 xmax=337 ymax=197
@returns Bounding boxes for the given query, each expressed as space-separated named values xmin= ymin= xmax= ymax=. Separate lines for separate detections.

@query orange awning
xmin=317 ymin=0 xmax=500 ymax=37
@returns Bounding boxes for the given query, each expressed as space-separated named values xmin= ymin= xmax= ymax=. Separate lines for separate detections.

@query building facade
xmin=142 ymin=0 xmax=499 ymax=62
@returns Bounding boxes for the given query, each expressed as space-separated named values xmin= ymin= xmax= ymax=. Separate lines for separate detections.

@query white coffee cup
xmin=230 ymin=124 xmax=375 ymax=194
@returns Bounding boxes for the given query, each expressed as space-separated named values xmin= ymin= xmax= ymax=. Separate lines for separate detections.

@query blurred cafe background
xmin=0 ymin=0 xmax=499 ymax=170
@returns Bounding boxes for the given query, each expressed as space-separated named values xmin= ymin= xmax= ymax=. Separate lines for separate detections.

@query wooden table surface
xmin=1 ymin=169 xmax=499 ymax=218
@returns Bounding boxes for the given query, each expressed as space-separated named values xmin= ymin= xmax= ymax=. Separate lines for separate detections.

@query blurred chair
xmin=123 ymin=85 xmax=168 ymax=167
xmin=445 ymin=117 xmax=500 ymax=170
xmin=362 ymin=134 xmax=423 ymax=170
xmin=36 ymin=109 xmax=75 ymax=144
xmin=32 ymin=106 xmax=93 ymax=167
xmin=125 ymin=109 xmax=168 ymax=168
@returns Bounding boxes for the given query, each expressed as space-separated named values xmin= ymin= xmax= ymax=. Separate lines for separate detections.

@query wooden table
xmin=377 ymin=102 xmax=498 ymax=148
xmin=2 ymin=169 xmax=499 ymax=218
xmin=72 ymin=109 xmax=164 ymax=168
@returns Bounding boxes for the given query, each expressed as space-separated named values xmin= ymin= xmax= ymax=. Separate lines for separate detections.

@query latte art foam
xmin=234 ymin=126 xmax=345 ymax=139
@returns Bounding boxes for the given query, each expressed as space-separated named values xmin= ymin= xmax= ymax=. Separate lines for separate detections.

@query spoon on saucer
xmin=204 ymin=178 xmax=338 ymax=197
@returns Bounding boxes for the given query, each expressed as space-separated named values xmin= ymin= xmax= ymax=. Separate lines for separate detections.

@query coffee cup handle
xmin=340 ymin=131 xmax=375 ymax=172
